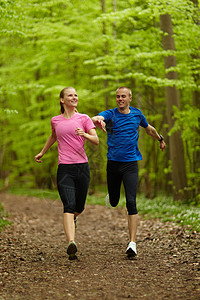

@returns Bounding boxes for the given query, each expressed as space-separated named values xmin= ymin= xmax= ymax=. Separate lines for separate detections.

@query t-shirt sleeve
xmin=84 ymin=115 xmax=96 ymax=132
xmin=140 ymin=114 xmax=148 ymax=128
xmin=98 ymin=110 xmax=113 ymax=122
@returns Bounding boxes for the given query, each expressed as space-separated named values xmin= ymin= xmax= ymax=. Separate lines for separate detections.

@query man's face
xmin=116 ymin=88 xmax=132 ymax=110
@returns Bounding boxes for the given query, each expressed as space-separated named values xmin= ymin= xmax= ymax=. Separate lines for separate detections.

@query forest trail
xmin=0 ymin=193 xmax=199 ymax=300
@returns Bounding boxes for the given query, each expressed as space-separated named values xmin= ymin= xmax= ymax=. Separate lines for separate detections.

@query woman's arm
xmin=75 ymin=128 xmax=99 ymax=145
xmin=35 ymin=132 xmax=57 ymax=163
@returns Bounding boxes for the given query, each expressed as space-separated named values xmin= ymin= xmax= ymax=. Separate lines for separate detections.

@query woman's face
xmin=61 ymin=88 xmax=78 ymax=108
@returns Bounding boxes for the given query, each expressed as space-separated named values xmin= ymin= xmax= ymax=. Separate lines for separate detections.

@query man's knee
xmin=109 ymin=195 xmax=119 ymax=207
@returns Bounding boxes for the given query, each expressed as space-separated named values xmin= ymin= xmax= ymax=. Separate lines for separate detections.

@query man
xmin=92 ymin=87 xmax=166 ymax=258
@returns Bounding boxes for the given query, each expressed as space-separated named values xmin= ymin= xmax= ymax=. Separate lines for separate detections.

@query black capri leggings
xmin=107 ymin=160 xmax=138 ymax=215
xmin=57 ymin=163 xmax=90 ymax=214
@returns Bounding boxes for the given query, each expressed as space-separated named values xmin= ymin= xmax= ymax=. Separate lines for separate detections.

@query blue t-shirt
xmin=99 ymin=107 xmax=148 ymax=162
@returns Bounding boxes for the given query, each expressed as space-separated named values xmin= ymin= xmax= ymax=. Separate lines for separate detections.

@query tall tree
xmin=159 ymin=14 xmax=187 ymax=199
xmin=101 ymin=0 xmax=109 ymax=109
xmin=191 ymin=0 xmax=200 ymax=199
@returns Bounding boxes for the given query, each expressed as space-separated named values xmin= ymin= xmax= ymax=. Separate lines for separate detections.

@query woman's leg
xmin=63 ymin=213 xmax=75 ymax=243
xmin=75 ymin=163 xmax=90 ymax=214
xmin=57 ymin=164 xmax=77 ymax=243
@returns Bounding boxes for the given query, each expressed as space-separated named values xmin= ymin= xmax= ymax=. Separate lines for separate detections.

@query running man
xmin=92 ymin=87 xmax=166 ymax=258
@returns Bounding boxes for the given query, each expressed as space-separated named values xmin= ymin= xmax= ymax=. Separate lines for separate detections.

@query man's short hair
xmin=116 ymin=87 xmax=132 ymax=97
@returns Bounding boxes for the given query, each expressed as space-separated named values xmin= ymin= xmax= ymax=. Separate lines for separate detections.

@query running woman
xmin=35 ymin=87 xmax=99 ymax=260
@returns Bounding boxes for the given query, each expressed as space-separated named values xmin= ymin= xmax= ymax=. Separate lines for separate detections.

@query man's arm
xmin=145 ymin=124 xmax=166 ymax=151
xmin=92 ymin=115 xmax=106 ymax=132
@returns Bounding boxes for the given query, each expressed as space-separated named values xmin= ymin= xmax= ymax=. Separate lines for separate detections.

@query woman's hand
xmin=35 ymin=152 xmax=44 ymax=163
xmin=76 ymin=128 xmax=99 ymax=145
xmin=75 ymin=128 xmax=86 ymax=137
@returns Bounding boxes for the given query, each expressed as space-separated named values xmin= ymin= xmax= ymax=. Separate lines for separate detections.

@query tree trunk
xmin=101 ymin=0 xmax=109 ymax=109
xmin=160 ymin=14 xmax=188 ymax=200
xmin=191 ymin=0 xmax=200 ymax=200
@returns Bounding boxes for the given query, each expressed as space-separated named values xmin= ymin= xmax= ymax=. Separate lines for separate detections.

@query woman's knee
xmin=126 ymin=201 xmax=137 ymax=215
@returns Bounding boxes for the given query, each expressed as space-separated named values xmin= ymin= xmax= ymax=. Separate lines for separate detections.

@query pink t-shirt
xmin=51 ymin=113 xmax=95 ymax=165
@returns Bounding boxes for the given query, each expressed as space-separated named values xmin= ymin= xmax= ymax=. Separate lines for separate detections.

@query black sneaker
xmin=67 ymin=241 xmax=78 ymax=260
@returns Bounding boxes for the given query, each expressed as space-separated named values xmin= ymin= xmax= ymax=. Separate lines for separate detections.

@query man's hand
xmin=159 ymin=140 xmax=166 ymax=151
xmin=95 ymin=119 xmax=106 ymax=132
xmin=92 ymin=116 xmax=106 ymax=132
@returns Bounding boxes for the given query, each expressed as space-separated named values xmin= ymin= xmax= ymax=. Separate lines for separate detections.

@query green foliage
xmin=170 ymin=105 xmax=200 ymax=141
xmin=169 ymin=105 xmax=200 ymax=193
xmin=0 ymin=0 xmax=199 ymax=199
xmin=7 ymin=188 xmax=200 ymax=232
xmin=0 ymin=202 xmax=12 ymax=231
xmin=119 ymin=194 xmax=200 ymax=232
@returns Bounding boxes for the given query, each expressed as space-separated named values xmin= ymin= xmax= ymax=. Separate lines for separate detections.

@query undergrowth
xmin=0 ymin=202 xmax=12 ymax=231
xmin=1 ymin=188 xmax=199 ymax=232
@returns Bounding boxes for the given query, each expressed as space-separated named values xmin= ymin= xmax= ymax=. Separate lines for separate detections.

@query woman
xmin=35 ymin=87 xmax=99 ymax=260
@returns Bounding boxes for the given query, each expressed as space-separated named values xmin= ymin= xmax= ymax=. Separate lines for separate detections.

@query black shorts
xmin=107 ymin=160 xmax=138 ymax=215
xmin=57 ymin=163 xmax=90 ymax=214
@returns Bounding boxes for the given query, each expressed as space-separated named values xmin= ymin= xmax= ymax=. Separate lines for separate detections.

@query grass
xmin=1 ymin=187 xmax=200 ymax=232
xmin=121 ymin=195 xmax=200 ymax=232
xmin=88 ymin=193 xmax=200 ymax=232
xmin=0 ymin=202 xmax=12 ymax=231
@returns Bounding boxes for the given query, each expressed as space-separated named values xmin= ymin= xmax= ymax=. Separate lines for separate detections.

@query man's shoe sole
xmin=126 ymin=248 xmax=137 ymax=258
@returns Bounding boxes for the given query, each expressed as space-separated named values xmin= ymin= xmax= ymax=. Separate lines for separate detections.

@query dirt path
xmin=0 ymin=193 xmax=200 ymax=300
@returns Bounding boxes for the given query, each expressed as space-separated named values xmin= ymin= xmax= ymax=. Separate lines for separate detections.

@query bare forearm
xmin=76 ymin=128 xmax=99 ymax=145
xmin=84 ymin=133 xmax=99 ymax=145
xmin=145 ymin=125 xmax=161 ymax=140
xmin=40 ymin=134 xmax=57 ymax=155
xmin=145 ymin=124 xmax=166 ymax=151
xmin=35 ymin=133 xmax=57 ymax=163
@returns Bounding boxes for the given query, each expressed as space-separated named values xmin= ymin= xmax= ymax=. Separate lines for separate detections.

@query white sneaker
xmin=105 ymin=194 xmax=112 ymax=208
xmin=126 ymin=241 xmax=137 ymax=257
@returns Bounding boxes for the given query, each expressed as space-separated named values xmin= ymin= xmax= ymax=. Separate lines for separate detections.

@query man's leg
xmin=128 ymin=214 xmax=138 ymax=242
xmin=122 ymin=162 xmax=138 ymax=257
xmin=107 ymin=161 xmax=122 ymax=207
xmin=126 ymin=214 xmax=138 ymax=257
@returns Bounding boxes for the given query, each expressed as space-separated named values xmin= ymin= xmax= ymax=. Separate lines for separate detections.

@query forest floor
xmin=0 ymin=193 xmax=200 ymax=300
